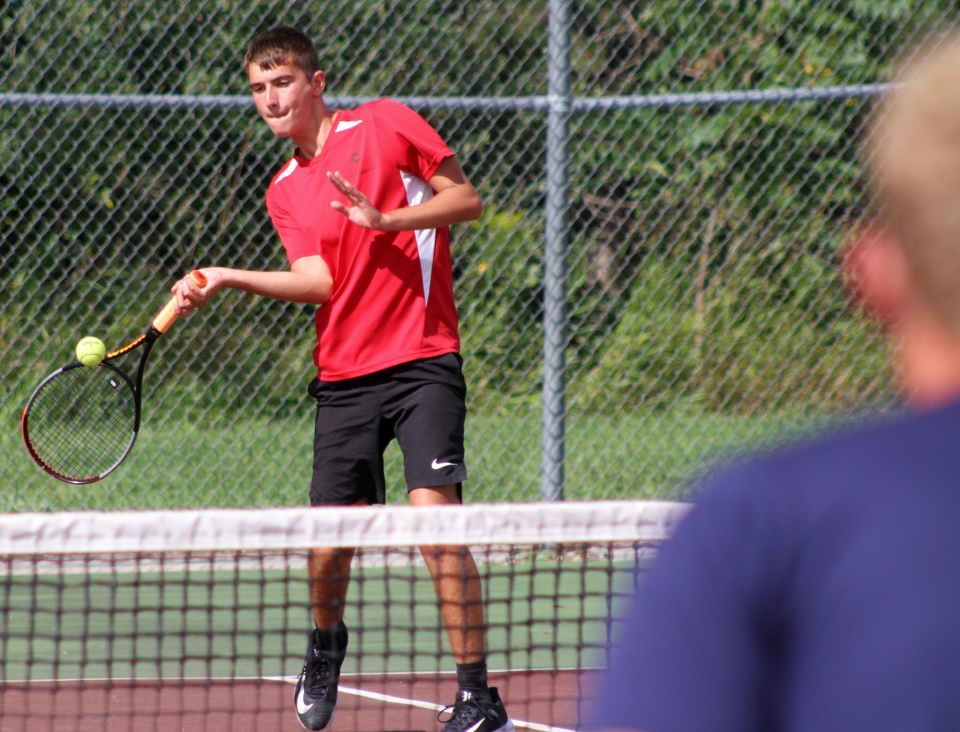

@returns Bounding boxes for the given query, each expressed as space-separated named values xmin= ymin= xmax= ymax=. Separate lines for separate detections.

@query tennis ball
xmin=76 ymin=336 xmax=106 ymax=367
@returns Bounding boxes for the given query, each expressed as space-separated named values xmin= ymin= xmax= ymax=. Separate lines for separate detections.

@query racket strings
xmin=26 ymin=367 xmax=136 ymax=481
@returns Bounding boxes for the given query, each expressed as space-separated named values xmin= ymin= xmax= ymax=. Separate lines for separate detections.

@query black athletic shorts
xmin=307 ymin=353 xmax=468 ymax=506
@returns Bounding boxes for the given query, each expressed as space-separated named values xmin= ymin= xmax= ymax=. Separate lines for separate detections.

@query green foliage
xmin=0 ymin=0 xmax=945 ymax=507
xmin=574 ymin=251 xmax=892 ymax=412
xmin=457 ymin=206 xmax=545 ymax=398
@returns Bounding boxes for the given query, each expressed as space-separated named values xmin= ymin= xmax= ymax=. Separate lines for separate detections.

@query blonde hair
xmin=868 ymin=35 xmax=960 ymax=333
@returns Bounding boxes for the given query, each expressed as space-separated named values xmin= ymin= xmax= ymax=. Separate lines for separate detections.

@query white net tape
xmin=0 ymin=500 xmax=691 ymax=555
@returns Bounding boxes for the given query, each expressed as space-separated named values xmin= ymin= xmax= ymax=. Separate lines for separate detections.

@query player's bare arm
xmin=171 ymin=255 xmax=333 ymax=316
xmin=327 ymin=156 xmax=482 ymax=232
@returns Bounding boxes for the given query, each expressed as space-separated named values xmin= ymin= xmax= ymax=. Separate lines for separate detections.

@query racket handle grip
xmin=152 ymin=270 xmax=209 ymax=333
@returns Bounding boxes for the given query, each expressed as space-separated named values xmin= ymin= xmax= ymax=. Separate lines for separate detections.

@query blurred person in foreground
xmin=589 ymin=35 xmax=960 ymax=732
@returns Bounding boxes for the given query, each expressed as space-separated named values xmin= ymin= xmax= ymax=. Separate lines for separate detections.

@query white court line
xmin=339 ymin=685 xmax=445 ymax=712
xmin=276 ymin=676 xmax=577 ymax=732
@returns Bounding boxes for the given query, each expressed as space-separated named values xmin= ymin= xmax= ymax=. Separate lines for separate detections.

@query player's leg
xmin=410 ymin=484 xmax=485 ymax=665
xmin=410 ymin=485 xmax=512 ymax=732
xmin=308 ymin=544 xmax=356 ymax=630
xmin=298 ymin=542 xmax=357 ymax=731
xmin=390 ymin=354 xmax=514 ymax=732
xmin=296 ymin=376 xmax=385 ymax=731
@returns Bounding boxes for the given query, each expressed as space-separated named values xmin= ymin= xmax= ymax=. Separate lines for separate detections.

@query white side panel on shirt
xmin=275 ymin=159 xmax=299 ymax=184
xmin=399 ymin=171 xmax=436 ymax=307
xmin=335 ymin=120 xmax=364 ymax=132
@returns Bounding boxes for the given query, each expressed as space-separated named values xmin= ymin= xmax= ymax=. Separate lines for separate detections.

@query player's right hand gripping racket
xmin=21 ymin=270 xmax=208 ymax=484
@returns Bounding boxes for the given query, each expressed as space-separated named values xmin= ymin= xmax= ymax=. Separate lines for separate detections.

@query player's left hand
xmin=328 ymin=171 xmax=392 ymax=231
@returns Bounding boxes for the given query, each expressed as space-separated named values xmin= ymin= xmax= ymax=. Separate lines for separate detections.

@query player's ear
xmin=844 ymin=223 xmax=911 ymax=325
xmin=311 ymin=69 xmax=326 ymax=96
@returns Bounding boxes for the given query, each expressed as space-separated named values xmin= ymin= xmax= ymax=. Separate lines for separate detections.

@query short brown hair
xmin=245 ymin=26 xmax=321 ymax=77
xmin=868 ymin=35 xmax=960 ymax=334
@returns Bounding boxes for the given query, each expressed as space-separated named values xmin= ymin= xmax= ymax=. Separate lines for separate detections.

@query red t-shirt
xmin=265 ymin=99 xmax=461 ymax=381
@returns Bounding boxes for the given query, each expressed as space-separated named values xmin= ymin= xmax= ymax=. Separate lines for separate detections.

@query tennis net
xmin=0 ymin=500 xmax=690 ymax=732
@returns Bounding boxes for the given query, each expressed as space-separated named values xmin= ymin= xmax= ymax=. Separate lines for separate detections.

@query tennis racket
xmin=22 ymin=270 xmax=208 ymax=484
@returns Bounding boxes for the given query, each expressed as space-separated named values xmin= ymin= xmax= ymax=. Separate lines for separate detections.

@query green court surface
xmin=0 ymin=552 xmax=643 ymax=682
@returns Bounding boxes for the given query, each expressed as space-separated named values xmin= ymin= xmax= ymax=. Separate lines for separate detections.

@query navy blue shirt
xmin=591 ymin=400 xmax=960 ymax=732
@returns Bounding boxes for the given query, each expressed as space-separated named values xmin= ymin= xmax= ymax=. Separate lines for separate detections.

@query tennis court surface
xmin=0 ymin=501 xmax=688 ymax=731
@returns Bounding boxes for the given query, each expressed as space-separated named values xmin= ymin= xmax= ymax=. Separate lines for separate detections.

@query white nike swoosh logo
xmin=431 ymin=459 xmax=456 ymax=469
xmin=335 ymin=120 xmax=363 ymax=132
xmin=296 ymin=685 xmax=314 ymax=714
xmin=463 ymin=719 xmax=486 ymax=732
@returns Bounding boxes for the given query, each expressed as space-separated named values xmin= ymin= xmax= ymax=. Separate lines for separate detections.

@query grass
xmin=3 ymin=403 xmax=845 ymax=511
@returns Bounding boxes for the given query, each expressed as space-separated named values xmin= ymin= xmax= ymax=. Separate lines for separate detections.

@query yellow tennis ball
xmin=76 ymin=336 xmax=106 ymax=367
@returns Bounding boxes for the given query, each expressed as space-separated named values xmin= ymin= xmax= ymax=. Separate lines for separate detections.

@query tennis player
xmin=589 ymin=36 xmax=960 ymax=732
xmin=172 ymin=26 xmax=512 ymax=732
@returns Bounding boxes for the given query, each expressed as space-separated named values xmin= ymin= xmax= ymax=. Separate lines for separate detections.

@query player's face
xmin=247 ymin=63 xmax=322 ymax=139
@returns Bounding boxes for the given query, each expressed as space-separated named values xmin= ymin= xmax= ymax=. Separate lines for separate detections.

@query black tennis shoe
xmin=294 ymin=622 xmax=348 ymax=731
xmin=439 ymin=687 xmax=515 ymax=732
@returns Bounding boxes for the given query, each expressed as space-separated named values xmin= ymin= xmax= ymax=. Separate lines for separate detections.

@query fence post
xmin=542 ymin=0 xmax=572 ymax=502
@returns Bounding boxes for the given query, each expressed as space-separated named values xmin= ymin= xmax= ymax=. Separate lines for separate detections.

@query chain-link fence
xmin=1 ymin=1 xmax=954 ymax=511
